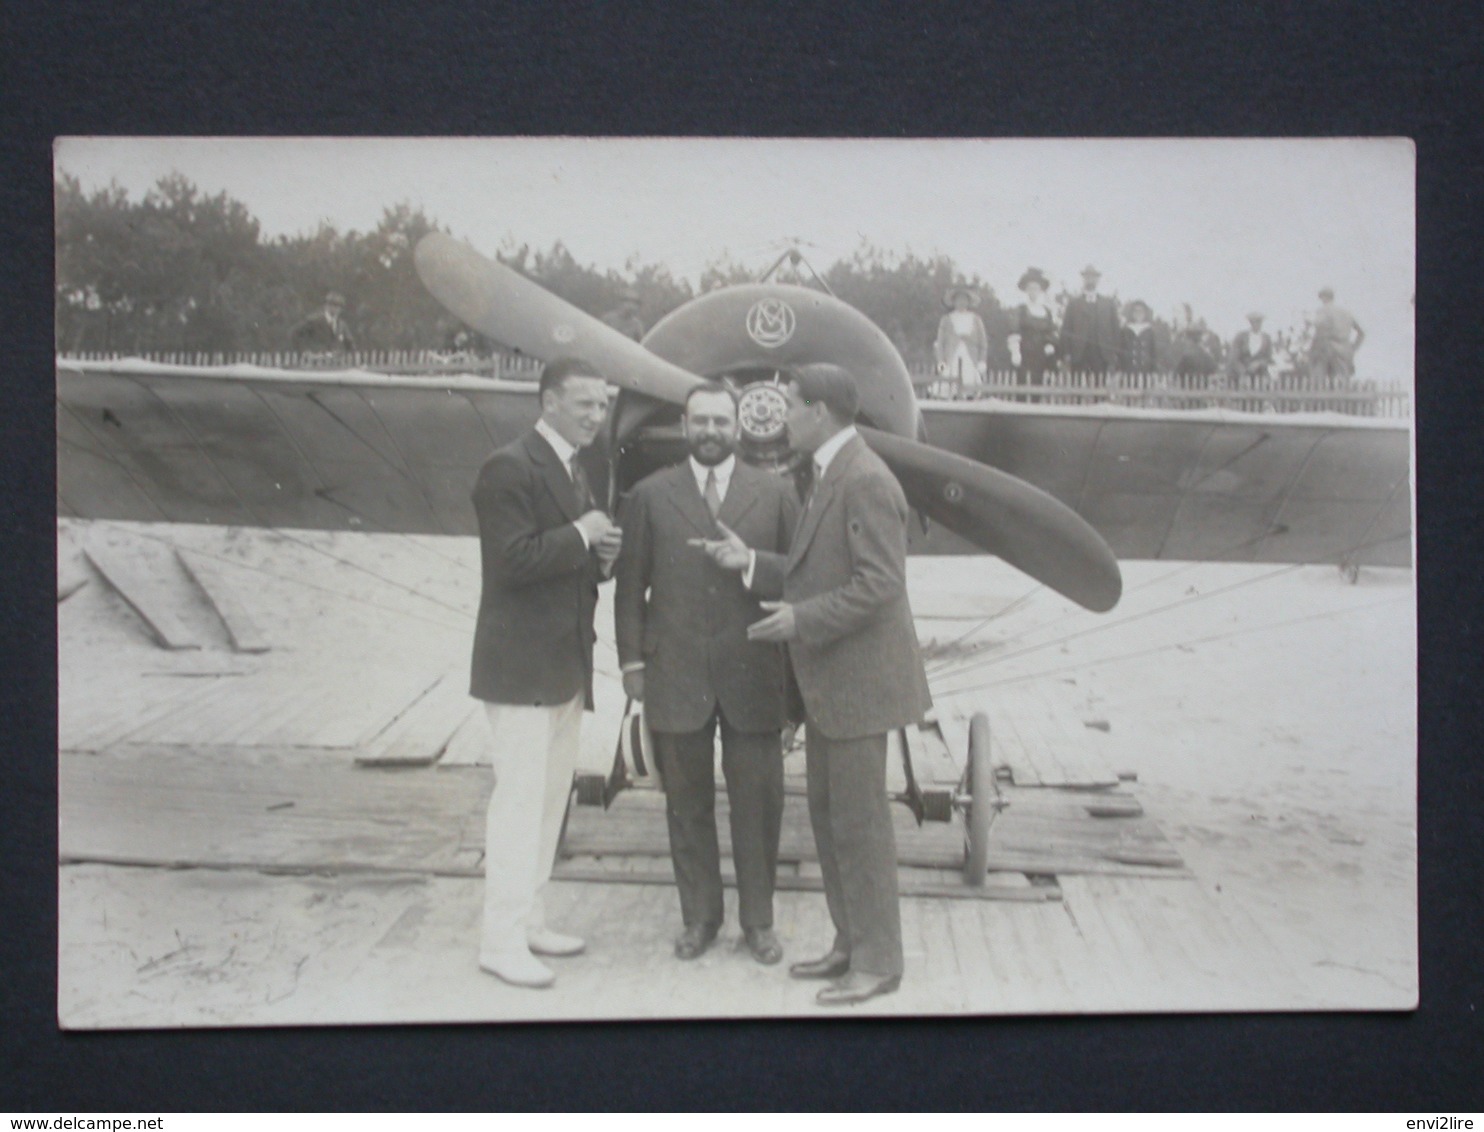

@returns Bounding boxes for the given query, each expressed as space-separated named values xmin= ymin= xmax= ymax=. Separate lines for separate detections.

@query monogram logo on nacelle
xmin=745 ymin=298 xmax=796 ymax=349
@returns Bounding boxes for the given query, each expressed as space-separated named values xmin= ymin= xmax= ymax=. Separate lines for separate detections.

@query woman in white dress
xmin=934 ymin=285 xmax=989 ymax=391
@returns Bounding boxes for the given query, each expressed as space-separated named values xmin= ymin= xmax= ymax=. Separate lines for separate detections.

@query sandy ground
xmin=56 ymin=522 xmax=1417 ymax=1026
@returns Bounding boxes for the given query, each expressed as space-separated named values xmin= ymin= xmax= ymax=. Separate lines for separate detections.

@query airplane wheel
xmin=963 ymin=712 xmax=994 ymax=886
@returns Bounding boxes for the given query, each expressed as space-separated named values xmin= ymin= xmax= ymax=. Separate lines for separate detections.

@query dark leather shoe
xmin=674 ymin=923 xmax=719 ymax=961
xmin=789 ymin=949 xmax=850 ymax=980
xmin=743 ymin=927 xmax=783 ymax=966
xmin=816 ymin=971 xmax=901 ymax=1007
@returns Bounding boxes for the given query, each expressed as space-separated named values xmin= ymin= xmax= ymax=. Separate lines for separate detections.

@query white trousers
xmin=480 ymin=693 xmax=584 ymax=959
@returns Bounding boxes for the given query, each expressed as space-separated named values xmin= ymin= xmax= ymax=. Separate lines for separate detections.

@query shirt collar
xmin=689 ymin=453 xmax=736 ymax=493
xmin=814 ymin=425 xmax=858 ymax=477
xmin=534 ymin=418 xmax=578 ymax=473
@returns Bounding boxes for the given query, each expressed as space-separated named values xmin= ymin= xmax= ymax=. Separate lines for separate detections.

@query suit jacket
xmin=614 ymin=460 xmax=799 ymax=734
xmin=1059 ymin=293 xmax=1121 ymax=368
xmin=1232 ymin=329 xmax=1273 ymax=373
xmin=290 ymin=310 xmax=355 ymax=352
xmin=469 ymin=429 xmax=610 ymax=708
xmin=752 ymin=435 xmax=933 ymax=741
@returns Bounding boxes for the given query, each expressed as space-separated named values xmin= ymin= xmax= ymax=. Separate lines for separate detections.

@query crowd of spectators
xmin=932 ymin=268 xmax=1367 ymax=402
xmin=291 ymin=271 xmax=1368 ymax=411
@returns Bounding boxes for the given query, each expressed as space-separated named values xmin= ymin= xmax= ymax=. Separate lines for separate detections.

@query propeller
xmin=859 ymin=427 xmax=1121 ymax=612
xmin=414 ymin=233 xmax=701 ymax=405
xmin=415 ymin=234 xmax=1122 ymax=612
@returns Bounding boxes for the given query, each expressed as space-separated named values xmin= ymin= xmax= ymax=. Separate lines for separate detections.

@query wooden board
xmin=60 ymin=668 xmax=222 ymax=753
xmin=84 ymin=543 xmax=207 ymax=650
xmin=118 ymin=663 xmax=446 ymax=750
xmin=438 ymin=709 xmax=490 ymax=767
xmin=557 ymin=778 xmax=1184 ymax=881
xmin=176 ymin=549 xmax=270 ymax=652
xmin=906 ymin=718 xmax=963 ymax=787
xmin=60 ymin=747 xmax=489 ymax=875
xmin=552 ymin=855 xmax=1059 ymax=902
xmin=982 ymin=785 xmax=1189 ymax=877
xmin=558 ymin=789 xmax=973 ymax=871
xmin=357 ymin=674 xmax=475 ymax=767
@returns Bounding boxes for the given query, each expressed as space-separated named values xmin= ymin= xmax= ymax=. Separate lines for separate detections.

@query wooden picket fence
xmin=910 ymin=368 xmax=1411 ymax=419
xmin=57 ymin=351 xmax=1410 ymax=418
xmin=59 ymin=348 xmax=546 ymax=381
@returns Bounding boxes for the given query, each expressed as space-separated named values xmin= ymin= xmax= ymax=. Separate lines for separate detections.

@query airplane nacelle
xmin=640 ymin=283 xmax=922 ymax=439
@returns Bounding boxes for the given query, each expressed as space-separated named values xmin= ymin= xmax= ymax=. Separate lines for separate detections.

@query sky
xmin=55 ymin=137 xmax=1415 ymax=381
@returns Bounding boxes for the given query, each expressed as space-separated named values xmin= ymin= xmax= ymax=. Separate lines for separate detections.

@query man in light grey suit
xmin=614 ymin=383 xmax=799 ymax=965
xmin=698 ymin=363 xmax=932 ymax=1006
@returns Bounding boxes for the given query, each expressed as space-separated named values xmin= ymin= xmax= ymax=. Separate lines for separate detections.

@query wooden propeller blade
xmin=860 ymin=426 xmax=1123 ymax=612
xmin=414 ymin=232 xmax=703 ymax=404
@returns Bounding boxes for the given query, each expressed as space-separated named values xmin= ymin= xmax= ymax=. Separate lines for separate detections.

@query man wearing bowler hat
xmin=290 ymin=290 xmax=357 ymax=353
xmin=1059 ymin=266 xmax=1121 ymax=375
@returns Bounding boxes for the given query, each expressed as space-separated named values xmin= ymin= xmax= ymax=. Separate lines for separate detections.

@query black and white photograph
xmin=54 ymin=136 xmax=1416 ymax=1027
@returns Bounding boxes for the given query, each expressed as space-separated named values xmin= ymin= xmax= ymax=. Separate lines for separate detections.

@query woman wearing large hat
xmin=1007 ymin=268 xmax=1057 ymax=386
xmin=934 ymin=285 xmax=989 ymax=388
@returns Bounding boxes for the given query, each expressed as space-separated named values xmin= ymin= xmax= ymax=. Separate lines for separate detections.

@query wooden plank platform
xmin=176 ymin=549 xmax=271 ymax=652
xmin=53 ymin=532 xmax=1416 ymax=1025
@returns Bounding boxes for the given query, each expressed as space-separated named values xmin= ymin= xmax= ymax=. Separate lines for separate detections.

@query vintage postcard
xmin=55 ymin=137 xmax=1416 ymax=1026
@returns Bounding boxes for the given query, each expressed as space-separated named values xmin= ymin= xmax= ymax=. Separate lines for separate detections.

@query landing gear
xmin=963 ymin=712 xmax=996 ymax=886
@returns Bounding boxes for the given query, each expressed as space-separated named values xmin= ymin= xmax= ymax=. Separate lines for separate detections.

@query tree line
xmin=57 ymin=172 xmax=1216 ymax=373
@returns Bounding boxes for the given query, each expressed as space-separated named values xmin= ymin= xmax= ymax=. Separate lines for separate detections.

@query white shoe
xmin=528 ymin=927 xmax=586 ymax=957
xmin=480 ymin=949 xmax=555 ymax=989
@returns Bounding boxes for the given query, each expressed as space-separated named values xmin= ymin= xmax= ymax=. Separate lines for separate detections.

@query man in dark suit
xmin=289 ymin=290 xmax=356 ymax=353
xmin=1059 ymin=265 xmax=1121 ymax=374
xmin=614 ymin=383 xmax=799 ymax=965
xmin=697 ymin=363 xmax=932 ymax=1006
xmin=470 ymin=356 xmax=621 ymax=989
xmin=1231 ymin=312 xmax=1274 ymax=381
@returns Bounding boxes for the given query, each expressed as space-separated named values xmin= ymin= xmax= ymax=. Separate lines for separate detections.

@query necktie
xmin=704 ymin=468 xmax=722 ymax=520
xmin=793 ymin=459 xmax=814 ymax=505
xmin=802 ymin=462 xmax=824 ymax=513
xmin=569 ymin=454 xmax=594 ymax=512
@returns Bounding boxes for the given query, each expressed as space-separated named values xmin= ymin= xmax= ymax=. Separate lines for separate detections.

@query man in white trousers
xmin=468 ymin=356 xmax=620 ymax=988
